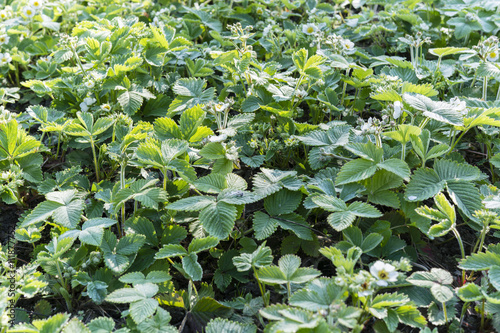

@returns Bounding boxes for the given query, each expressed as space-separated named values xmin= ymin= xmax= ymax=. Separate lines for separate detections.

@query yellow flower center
xmin=34 ymin=1 xmax=39 ymax=6
xmin=491 ymin=52 xmax=497 ymax=58
xmin=378 ymin=271 xmax=388 ymax=279
xmin=27 ymin=10 xmax=32 ymax=15
xmin=0 ymin=38 xmax=4 ymax=42
xmin=307 ymin=27 xmax=314 ymax=33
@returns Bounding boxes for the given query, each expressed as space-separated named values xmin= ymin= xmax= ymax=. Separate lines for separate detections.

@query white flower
xmin=214 ymin=103 xmax=228 ymax=112
xmin=83 ymin=97 xmax=96 ymax=106
xmin=393 ymin=101 xmax=402 ymax=119
xmin=407 ymin=195 xmax=417 ymax=201
xmin=370 ymin=261 xmax=398 ymax=287
xmin=341 ymin=39 xmax=356 ymax=55
xmin=101 ymin=104 xmax=111 ymax=112
xmin=23 ymin=6 xmax=36 ymax=18
xmin=209 ymin=134 xmax=228 ymax=142
xmin=80 ymin=102 xmax=89 ymax=112
xmin=84 ymin=81 xmax=95 ymax=89
xmin=0 ymin=34 xmax=9 ymax=45
xmin=0 ymin=10 xmax=8 ymax=20
xmin=0 ymin=53 xmax=12 ymax=66
xmin=302 ymin=23 xmax=318 ymax=35
xmin=29 ymin=0 xmax=43 ymax=10
xmin=262 ymin=24 xmax=273 ymax=37
xmin=256 ymin=7 xmax=264 ymax=15
xmin=487 ymin=49 xmax=499 ymax=62
xmin=358 ymin=281 xmax=373 ymax=297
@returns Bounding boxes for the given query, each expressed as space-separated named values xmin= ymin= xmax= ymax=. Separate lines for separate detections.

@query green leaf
xmin=130 ymin=298 xmax=159 ymax=323
xmin=434 ymin=159 xmax=483 ymax=182
xmin=106 ymin=284 xmax=158 ymax=303
xmin=117 ymin=90 xmax=144 ymax=115
xmin=336 ymin=159 xmax=377 ymax=185
xmin=371 ymin=293 xmax=409 ymax=308
xmin=21 ymin=190 xmax=84 ymax=229
xmin=405 ymin=168 xmax=444 ymax=201
xmin=188 ymin=237 xmax=219 ymax=254
xmin=61 ymin=318 xmax=90 ymax=333
xmin=429 ymin=47 xmax=470 ymax=57
xmin=327 ymin=211 xmax=356 ymax=231
xmin=182 ymin=253 xmax=203 ymax=281
xmin=289 ymin=278 xmax=345 ymax=311
xmin=396 ymin=305 xmax=427 ymax=329
xmin=199 ymin=202 xmax=238 ymax=239
xmin=205 ymin=318 xmax=256 ymax=333
xmin=253 ymin=211 xmax=278 ymax=240
xmin=232 ymin=242 xmax=273 ymax=271
xmin=377 ymin=159 xmax=410 ymax=181
xmin=445 ymin=181 xmax=481 ymax=220
xmin=200 ymin=142 xmax=226 ymax=159
xmin=169 ymin=78 xmax=215 ymax=115
xmin=155 ymin=244 xmax=188 ymax=259
xmin=264 ymin=189 xmax=302 ymax=216
xmin=459 ymin=251 xmax=500 ymax=271
xmin=489 ymin=266 xmax=500 ymax=291
xmin=116 ymin=234 xmax=146 ymax=255
xmin=167 ymin=196 xmax=215 ymax=211
xmin=154 ymin=117 xmax=182 ymax=140
xmin=347 ymin=202 xmax=382 ymax=218
xmin=311 ymin=195 xmax=347 ymax=212
xmin=457 ymin=283 xmax=484 ymax=302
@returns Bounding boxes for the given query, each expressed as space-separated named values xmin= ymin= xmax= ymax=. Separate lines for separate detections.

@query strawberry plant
xmin=3 ymin=0 xmax=500 ymax=332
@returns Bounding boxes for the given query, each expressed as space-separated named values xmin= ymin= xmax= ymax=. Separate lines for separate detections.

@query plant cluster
xmin=2 ymin=0 xmax=500 ymax=332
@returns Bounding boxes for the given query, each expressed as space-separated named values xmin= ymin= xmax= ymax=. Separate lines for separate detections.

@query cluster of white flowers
xmin=474 ymin=36 xmax=499 ymax=62
xmin=80 ymin=96 xmax=96 ymax=112
xmin=23 ymin=0 xmax=44 ymax=19
xmin=355 ymin=116 xmax=390 ymax=136
xmin=317 ymin=33 xmax=356 ymax=55
xmin=0 ymin=52 xmax=12 ymax=66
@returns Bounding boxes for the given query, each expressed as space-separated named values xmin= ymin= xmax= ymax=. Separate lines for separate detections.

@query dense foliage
xmin=2 ymin=0 xmax=500 ymax=331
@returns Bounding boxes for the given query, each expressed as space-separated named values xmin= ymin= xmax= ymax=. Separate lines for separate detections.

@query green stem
xmin=443 ymin=302 xmax=448 ymax=324
xmin=459 ymin=302 xmax=469 ymax=326
xmin=476 ymin=224 xmax=489 ymax=254
xmin=119 ymin=164 xmax=126 ymax=237
xmin=375 ymin=134 xmax=382 ymax=148
xmin=481 ymin=299 xmax=486 ymax=331
xmin=252 ymin=267 xmax=268 ymax=306
xmin=55 ymin=131 xmax=62 ymax=159
xmin=290 ymin=74 xmax=305 ymax=107
xmin=447 ymin=130 xmax=468 ymax=155
xmin=452 ymin=228 xmax=466 ymax=284
xmin=483 ymin=77 xmax=488 ymax=101
xmin=163 ymin=169 xmax=168 ymax=191
xmin=341 ymin=69 xmax=351 ymax=108
xmin=401 ymin=142 xmax=406 ymax=160
xmin=419 ymin=117 xmax=430 ymax=129
xmin=90 ymin=138 xmax=100 ymax=182
xmin=471 ymin=73 xmax=477 ymax=88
